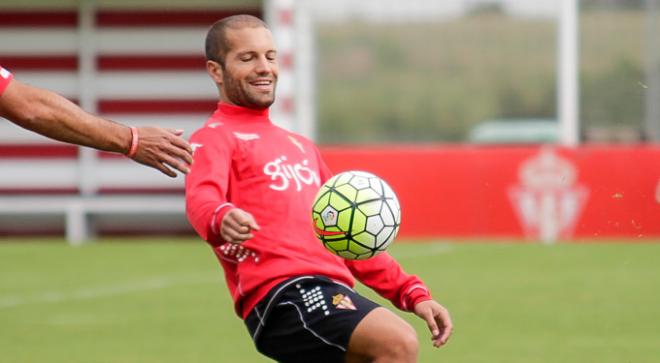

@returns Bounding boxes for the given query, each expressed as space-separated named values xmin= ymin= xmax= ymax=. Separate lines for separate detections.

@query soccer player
xmin=186 ymin=15 xmax=453 ymax=363
xmin=0 ymin=65 xmax=192 ymax=177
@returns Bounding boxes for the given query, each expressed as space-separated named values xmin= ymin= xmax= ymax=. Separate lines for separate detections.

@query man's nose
xmin=255 ymin=56 xmax=274 ymax=73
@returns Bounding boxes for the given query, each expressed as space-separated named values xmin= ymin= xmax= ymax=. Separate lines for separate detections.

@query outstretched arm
xmin=0 ymin=77 xmax=192 ymax=177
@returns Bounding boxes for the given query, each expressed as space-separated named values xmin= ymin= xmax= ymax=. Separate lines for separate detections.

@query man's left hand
xmin=413 ymin=299 xmax=453 ymax=348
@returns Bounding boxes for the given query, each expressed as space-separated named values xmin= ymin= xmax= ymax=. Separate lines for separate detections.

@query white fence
xmin=0 ymin=1 xmax=262 ymax=244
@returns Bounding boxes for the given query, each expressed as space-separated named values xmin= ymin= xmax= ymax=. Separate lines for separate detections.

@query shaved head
xmin=204 ymin=14 xmax=278 ymax=109
xmin=205 ymin=14 xmax=269 ymax=67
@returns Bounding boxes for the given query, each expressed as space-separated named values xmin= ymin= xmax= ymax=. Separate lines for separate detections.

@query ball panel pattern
xmin=312 ymin=171 xmax=401 ymax=260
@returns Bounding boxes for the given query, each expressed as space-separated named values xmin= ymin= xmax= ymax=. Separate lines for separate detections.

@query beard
xmin=222 ymin=73 xmax=277 ymax=109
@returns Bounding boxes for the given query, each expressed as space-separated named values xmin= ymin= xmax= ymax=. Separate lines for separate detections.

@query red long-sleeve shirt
xmin=0 ymin=66 xmax=13 ymax=95
xmin=185 ymin=102 xmax=432 ymax=319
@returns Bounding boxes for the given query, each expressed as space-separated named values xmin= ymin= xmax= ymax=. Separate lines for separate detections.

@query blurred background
xmin=0 ymin=0 xmax=658 ymax=243
xmin=312 ymin=0 xmax=659 ymax=144
xmin=1 ymin=1 xmax=660 ymax=363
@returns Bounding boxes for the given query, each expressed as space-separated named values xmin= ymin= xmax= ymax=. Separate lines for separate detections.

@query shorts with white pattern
xmin=245 ymin=275 xmax=380 ymax=363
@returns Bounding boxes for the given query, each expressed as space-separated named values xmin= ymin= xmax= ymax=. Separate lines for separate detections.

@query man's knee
xmin=379 ymin=325 xmax=418 ymax=359
xmin=347 ymin=307 xmax=419 ymax=362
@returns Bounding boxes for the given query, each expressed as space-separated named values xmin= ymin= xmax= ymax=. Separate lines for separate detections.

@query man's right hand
xmin=221 ymin=208 xmax=261 ymax=243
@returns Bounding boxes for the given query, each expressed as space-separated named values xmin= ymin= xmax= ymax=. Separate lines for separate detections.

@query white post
xmin=66 ymin=201 xmax=89 ymax=246
xmin=77 ymin=0 xmax=98 ymax=196
xmin=265 ymin=0 xmax=297 ymax=133
xmin=558 ymin=0 xmax=580 ymax=147
xmin=266 ymin=0 xmax=316 ymax=140
xmin=294 ymin=0 xmax=316 ymax=140
xmin=645 ymin=0 xmax=660 ymax=141
xmin=72 ymin=0 xmax=97 ymax=244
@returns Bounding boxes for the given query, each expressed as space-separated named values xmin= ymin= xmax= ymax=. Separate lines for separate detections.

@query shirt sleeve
xmin=0 ymin=66 xmax=14 ymax=96
xmin=345 ymin=253 xmax=433 ymax=312
xmin=185 ymin=127 xmax=236 ymax=246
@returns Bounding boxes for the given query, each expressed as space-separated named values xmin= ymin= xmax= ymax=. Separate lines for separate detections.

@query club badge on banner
xmin=509 ymin=148 xmax=588 ymax=243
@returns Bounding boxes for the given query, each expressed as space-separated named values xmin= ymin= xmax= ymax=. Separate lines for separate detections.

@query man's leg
xmin=344 ymin=307 xmax=418 ymax=363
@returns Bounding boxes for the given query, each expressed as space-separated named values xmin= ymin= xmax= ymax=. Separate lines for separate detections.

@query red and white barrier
xmin=321 ymin=145 xmax=660 ymax=241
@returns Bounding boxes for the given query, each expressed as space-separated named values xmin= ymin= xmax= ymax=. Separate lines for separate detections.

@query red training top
xmin=185 ymin=102 xmax=432 ymax=319
xmin=0 ymin=65 xmax=14 ymax=96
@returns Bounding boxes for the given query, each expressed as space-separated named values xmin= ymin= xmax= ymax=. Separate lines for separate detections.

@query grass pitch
xmin=1 ymin=238 xmax=659 ymax=363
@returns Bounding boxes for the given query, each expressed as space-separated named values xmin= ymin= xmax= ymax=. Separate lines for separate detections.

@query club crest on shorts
xmin=332 ymin=294 xmax=356 ymax=310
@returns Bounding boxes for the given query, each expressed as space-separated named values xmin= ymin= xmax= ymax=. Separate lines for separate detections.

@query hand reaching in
xmin=131 ymin=127 xmax=193 ymax=177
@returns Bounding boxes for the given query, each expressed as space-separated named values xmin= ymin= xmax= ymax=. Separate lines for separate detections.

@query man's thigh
xmin=345 ymin=307 xmax=419 ymax=363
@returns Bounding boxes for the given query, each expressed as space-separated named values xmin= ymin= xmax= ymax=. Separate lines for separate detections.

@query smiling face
xmin=207 ymin=25 xmax=278 ymax=109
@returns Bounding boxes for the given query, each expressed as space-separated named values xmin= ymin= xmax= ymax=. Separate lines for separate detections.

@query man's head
xmin=205 ymin=15 xmax=278 ymax=109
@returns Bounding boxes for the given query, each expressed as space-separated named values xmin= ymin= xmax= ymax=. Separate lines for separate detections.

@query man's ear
xmin=206 ymin=60 xmax=223 ymax=84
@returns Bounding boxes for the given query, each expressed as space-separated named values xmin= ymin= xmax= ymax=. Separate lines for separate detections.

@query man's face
xmin=218 ymin=26 xmax=278 ymax=109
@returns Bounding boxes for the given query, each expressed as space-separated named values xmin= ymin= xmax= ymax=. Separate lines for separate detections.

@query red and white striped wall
xmin=0 ymin=2 xmax=264 ymax=194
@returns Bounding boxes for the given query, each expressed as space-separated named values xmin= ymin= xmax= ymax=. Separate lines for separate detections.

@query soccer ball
xmin=311 ymin=170 xmax=401 ymax=260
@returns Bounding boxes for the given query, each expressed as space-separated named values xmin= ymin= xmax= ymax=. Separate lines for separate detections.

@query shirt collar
xmin=213 ymin=102 xmax=271 ymax=123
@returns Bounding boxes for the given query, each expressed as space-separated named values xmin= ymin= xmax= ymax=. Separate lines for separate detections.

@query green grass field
xmin=1 ymin=239 xmax=659 ymax=363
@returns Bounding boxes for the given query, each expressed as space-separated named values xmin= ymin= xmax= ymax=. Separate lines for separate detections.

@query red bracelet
xmin=127 ymin=126 xmax=139 ymax=158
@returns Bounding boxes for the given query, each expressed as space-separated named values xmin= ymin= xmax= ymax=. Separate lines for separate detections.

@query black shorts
xmin=245 ymin=276 xmax=380 ymax=363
